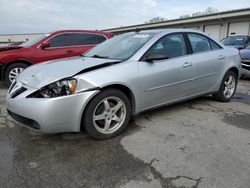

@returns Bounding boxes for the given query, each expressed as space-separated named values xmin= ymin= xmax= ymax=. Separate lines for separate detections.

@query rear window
xmin=221 ymin=36 xmax=246 ymax=46
xmin=75 ymin=33 xmax=107 ymax=45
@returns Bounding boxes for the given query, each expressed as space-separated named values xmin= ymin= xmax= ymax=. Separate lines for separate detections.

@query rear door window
xmin=187 ymin=33 xmax=211 ymax=53
xmin=75 ymin=33 xmax=107 ymax=45
xmin=210 ymin=40 xmax=222 ymax=50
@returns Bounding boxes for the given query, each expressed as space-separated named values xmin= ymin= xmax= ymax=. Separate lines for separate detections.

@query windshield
xmin=221 ymin=36 xmax=246 ymax=46
xmin=84 ymin=32 xmax=155 ymax=60
xmin=20 ymin=34 xmax=49 ymax=47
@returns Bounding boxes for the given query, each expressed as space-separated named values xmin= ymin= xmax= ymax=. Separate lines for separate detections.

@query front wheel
xmin=213 ymin=71 xmax=237 ymax=102
xmin=83 ymin=89 xmax=131 ymax=140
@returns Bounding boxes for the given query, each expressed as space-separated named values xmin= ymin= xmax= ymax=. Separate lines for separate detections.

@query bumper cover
xmin=6 ymin=85 xmax=99 ymax=133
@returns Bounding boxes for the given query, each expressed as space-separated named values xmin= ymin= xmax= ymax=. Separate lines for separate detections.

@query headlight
xmin=27 ymin=79 xmax=77 ymax=98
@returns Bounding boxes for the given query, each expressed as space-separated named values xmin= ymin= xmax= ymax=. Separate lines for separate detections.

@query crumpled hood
xmin=0 ymin=45 xmax=22 ymax=52
xmin=17 ymin=56 xmax=120 ymax=89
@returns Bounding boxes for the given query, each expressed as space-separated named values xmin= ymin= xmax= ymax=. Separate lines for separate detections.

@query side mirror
xmin=144 ymin=53 xmax=169 ymax=62
xmin=40 ymin=42 xmax=50 ymax=49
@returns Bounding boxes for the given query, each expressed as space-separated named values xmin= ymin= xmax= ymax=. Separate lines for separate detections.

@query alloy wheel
xmin=223 ymin=75 xmax=236 ymax=98
xmin=93 ymin=96 xmax=126 ymax=134
xmin=9 ymin=67 xmax=24 ymax=83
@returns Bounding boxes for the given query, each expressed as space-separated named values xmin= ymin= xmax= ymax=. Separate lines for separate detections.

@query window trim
xmin=37 ymin=32 xmax=108 ymax=49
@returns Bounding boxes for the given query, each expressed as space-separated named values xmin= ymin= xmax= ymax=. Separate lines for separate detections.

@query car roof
xmin=49 ymin=30 xmax=113 ymax=36
xmin=130 ymin=28 xmax=206 ymax=35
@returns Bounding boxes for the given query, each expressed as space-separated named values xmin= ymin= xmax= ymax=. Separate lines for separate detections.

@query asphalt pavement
xmin=0 ymin=79 xmax=250 ymax=188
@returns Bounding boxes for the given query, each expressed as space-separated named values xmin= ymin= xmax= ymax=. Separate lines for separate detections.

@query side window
xmin=75 ymin=33 xmax=106 ymax=45
xmin=147 ymin=34 xmax=187 ymax=59
xmin=96 ymin=35 xmax=107 ymax=43
xmin=245 ymin=38 xmax=250 ymax=47
xmin=48 ymin=33 xmax=75 ymax=47
xmin=188 ymin=33 xmax=211 ymax=53
xmin=210 ymin=40 xmax=222 ymax=50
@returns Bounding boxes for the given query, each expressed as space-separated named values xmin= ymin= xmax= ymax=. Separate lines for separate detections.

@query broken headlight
xmin=27 ymin=79 xmax=77 ymax=98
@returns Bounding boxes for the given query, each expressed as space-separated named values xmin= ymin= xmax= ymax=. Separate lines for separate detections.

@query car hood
xmin=240 ymin=49 xmax=250 ymax=59
xmin=0 ymin=45 xmax=22 ymax=52
xmin=17 ymin=56 xmax=121 ymax=89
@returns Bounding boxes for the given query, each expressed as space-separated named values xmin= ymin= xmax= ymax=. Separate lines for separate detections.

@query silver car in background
xmin=6 ymin=29 xmax=241 ymax=139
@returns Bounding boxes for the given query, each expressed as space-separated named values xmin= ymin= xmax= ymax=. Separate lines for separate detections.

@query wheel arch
xmin=2 ymin=59 xmax=32 ymax=81
xmin=227 ymin=67 xmax=239 ymax=80
xmin=80 ymin=84 xmax=136 ymax=131
xmin=100 ymin=84 xmax=136 ymax=114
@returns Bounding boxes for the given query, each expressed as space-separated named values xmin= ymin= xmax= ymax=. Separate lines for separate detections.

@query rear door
xmin=186 ymin=33 xmax=226 ymax=94
xmin=138 ymin=33 xmax=195 ymax=109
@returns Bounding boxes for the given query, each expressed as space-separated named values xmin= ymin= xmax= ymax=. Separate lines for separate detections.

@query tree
xmin=179 ymin=14 xmax=190 ymax=19
xmin=179 ymin=7 xmax=218 ymax=19
xmin=192 ymin=7 xmax=218 ymax=17
xmin=204 ymin=7 xmax=218 ymax=14
xmin=145 ymin=17 xmax=166 ymax=24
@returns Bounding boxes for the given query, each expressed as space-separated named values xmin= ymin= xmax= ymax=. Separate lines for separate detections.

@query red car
xmin=0 ymin=30 xmax=113 ymax=85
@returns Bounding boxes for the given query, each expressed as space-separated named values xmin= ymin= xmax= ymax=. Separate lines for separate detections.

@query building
xmin=104 ymin=8 xmax=250 ymax=41
xmin=0 ymin=33 xmax=45 ymax=45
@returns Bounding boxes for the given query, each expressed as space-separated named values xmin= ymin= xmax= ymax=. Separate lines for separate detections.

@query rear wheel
xmin=213 ymin=71 xmax=237 ymax=102
xmin=5 ymin=63 xmax=28 ymax=86
xmin=83 ymin=89 xmax=131 ymax=140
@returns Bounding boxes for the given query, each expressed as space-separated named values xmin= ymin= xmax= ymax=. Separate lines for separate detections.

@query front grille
xmin=11 ymin=87 xmax=27 ymax=98
xmin=8 ymin=81 xmax=17 ymax=94
xmin=7 ymin=110 xmax=40 ymax=130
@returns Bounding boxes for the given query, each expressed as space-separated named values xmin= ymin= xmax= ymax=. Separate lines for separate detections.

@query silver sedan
xmin=6 ymin=29 xmax=241 ymax=139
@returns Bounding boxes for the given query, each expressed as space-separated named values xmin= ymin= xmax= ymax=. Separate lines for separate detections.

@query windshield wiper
xmin=91 ymin=54 xmax=110 ymax=59
xmin=82 ymin=54 xmax=120 ymax=60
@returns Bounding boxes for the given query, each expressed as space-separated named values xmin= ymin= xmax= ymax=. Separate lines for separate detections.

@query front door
xmin=138 ymin=33 xmax=195 ymax=109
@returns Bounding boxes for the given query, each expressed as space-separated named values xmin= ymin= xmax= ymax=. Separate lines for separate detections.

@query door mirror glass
xmin=40 ymin=42 xmax=50 ymax=49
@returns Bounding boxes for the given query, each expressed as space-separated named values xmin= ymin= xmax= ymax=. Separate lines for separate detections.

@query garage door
xmin=204 ymin=24 xmax=221 ymax=41
xmin=184 ymin=26 xmax=201 ymax=31
xmin=228 ymin=22 xmax=250 ymax=36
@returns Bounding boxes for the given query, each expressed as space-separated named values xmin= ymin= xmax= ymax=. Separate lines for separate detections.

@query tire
xmin=83 ymin=89 xmax=131 ymax=140
xmin=213 ymin=71 xmax=237 ymax=102
xmin=5 ymin=63 xmax=28 ymax=86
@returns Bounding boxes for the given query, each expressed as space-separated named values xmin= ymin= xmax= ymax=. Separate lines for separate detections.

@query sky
xmin=0 ymin=0 xmax=249 ymax=34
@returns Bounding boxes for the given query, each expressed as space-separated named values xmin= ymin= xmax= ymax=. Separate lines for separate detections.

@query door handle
xmin=66 ymin=50 xmax=74 ymax=53
xmin=183 ymin=62 xmax=192 ymax=68
xmin=218 ymin=55 xmax=225 ymax=60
